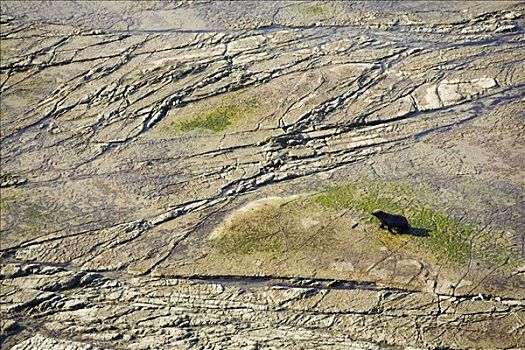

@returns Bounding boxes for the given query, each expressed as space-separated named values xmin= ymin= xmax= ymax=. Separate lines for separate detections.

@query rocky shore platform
xmin=1 ymin=1 xmax=524 ymax=349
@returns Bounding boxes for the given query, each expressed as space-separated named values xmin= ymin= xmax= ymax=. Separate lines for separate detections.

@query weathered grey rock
xmin=10 ymin=334 xmax=104 ymax=350
xmin=1 ymin=1 xmax=524 ymax=349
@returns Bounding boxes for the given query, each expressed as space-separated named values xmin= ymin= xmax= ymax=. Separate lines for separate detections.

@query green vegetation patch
xmin=1 ymin=194 xmax=14 ymax=214
xmin=178 ymin=104 xmax=238 ymax=132
xmin=312 ymin=182 xmax=479 ymax=266
xmin=157 ymin=98 xmax=258 ymax=135
xmin=1 ymin=189 xmax=57 ymax=241
xmin=302 ymin=3 xmax=329 ymax=17
xmin=212 ymin=198 xmax=336 ymax=257
xmin=210 ymin=181 xmax=510 ymax=270
xmin=16 ymin=206 xmax=50 ymax=236
xmin=1 ymin=188 xmax=21 ymax=210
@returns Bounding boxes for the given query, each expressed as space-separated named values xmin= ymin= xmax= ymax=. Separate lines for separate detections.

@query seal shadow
xmin=405 ymin=227 xmax=430 ymax=237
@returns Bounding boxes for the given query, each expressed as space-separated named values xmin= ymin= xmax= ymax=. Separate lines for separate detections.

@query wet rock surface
xmin=1 ymin=1 xmax=524 ymax=349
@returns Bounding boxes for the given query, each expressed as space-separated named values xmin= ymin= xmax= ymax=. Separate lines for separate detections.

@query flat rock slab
xmin=1 ymin=1 xmax=524 ymax=349
xmin=2 ymin=266 xmax=524 ymax=349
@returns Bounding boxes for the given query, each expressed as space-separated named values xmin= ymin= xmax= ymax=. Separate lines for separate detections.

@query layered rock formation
xmin=1 ymin=1 xmax=524 ymax=349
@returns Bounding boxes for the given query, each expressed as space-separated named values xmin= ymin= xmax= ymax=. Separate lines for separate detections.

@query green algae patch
xmin=178 ymin=104 xmax=239 ymax=132
xmin=0 ymin=188 xmax=62 ymax=249
xmin=207 ymin=182 xmax=511 ymax=271
xmin=155 ymin=98 xmax=259 ymax=135
xmin=0 ymin=189 xmax=20 ymax=229
xmin=16 ymin=206 xmax=51 ymax=236
xmin=193 ymin=185 xmax=517 ymax=294
xmin=211 ymin=197 xmax=338 ymax=258
xmin=302 ymin=3 xmax=329 ymax=17
xmin=312 ymin=182 xmax=483 ymax=266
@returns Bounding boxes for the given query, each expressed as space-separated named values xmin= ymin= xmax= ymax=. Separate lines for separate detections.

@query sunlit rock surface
xmin=1 ymin=1 xmax=524 ymax=349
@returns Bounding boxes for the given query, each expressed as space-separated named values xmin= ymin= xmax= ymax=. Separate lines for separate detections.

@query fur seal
xmin=372 ymin=210 xmax=410 ymax=234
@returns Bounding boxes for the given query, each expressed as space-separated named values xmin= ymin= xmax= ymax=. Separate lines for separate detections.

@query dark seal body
xmin=372 ymin=210 xmax=410 ymax=234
